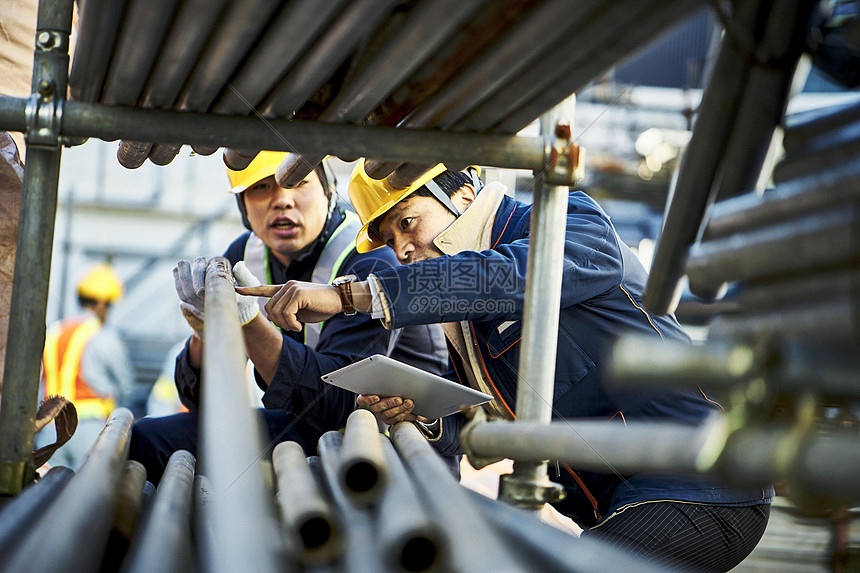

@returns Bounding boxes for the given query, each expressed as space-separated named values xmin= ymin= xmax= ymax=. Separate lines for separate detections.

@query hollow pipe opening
xmin=298 ymin=516 xmax=332 ymax=550
xmin=400 ymin=536 xmax=439 ymax=572
xmin=344 ymin=461 xmax=378 ymax=493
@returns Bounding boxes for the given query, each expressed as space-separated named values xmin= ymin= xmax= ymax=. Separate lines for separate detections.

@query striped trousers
xmin=581 ymin=501 xmax=770 ymax=572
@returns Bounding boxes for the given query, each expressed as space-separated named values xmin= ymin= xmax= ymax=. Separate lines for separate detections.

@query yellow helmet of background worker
xmin=349 ymin=159 xmax=448 ymax=253
xmin=76 ymin=263 xmax=123 ymax=303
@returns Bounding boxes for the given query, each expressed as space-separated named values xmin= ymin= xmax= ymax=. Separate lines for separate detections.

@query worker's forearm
xmin=241 ymin=314 xmax=283 ymax=385
xmin=187 ymin=334 xmax=203 ymax=368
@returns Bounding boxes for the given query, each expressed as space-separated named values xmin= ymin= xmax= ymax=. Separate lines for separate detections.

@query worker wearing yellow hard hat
xmin=348 ymin=159 xmax=482 ymax=253
xmin=263 ymin=159 xmax=773 ymax=570
xmin=39 ymin=262 xmax=135 ymax=470
xmin=76 ymin=262 xmax=123 ymax=304
xmin=129 ymin=151 xmax=450 ymax=485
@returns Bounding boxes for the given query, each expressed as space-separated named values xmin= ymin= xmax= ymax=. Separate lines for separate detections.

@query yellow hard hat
xmin=349 ymin=159 xmax=448 ymax=253
xmin=77 ymin=263 xmax=123 ymax=303
xmin=226 ymin=151 xmax=288 ymax=193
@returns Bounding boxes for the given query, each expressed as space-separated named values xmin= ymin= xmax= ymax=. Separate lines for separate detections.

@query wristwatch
xmin=332 ymin=274 xmax=358 ymax=315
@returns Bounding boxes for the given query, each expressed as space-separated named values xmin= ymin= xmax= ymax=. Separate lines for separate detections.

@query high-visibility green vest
xmin=244 ymin=210 xmax=362 ymax=348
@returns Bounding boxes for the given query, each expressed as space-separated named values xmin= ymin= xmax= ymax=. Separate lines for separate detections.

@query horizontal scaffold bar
xmin=0 ymin=95 xmax=547 ymax=172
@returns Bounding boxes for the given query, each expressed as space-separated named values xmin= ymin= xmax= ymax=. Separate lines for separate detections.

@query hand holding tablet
xmin=321 ymin=355 xmax=492 ymax=419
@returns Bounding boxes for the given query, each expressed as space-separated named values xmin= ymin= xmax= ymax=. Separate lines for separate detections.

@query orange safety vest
xmin=42 ymin=316 xmax=116 ymax=420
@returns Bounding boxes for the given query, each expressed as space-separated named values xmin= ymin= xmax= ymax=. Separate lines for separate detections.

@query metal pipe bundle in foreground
xmin=121 ymin=450 xmax=196 ymax=573
xmin=273 ymin=441 xmax=343 ymax=565
xmin=2 ymin=409 xmax=135 ymax=572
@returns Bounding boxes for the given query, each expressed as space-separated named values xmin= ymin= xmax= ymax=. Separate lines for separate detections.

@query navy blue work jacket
xmin=371 ymin=191 xmax=773 ymax=526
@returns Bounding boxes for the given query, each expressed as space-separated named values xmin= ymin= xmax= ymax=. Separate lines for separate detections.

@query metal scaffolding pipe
xmin=117 ymin=140 xmax=154 ymax=169
xmin=783 ymin=98 xmax=860 ymax=151
xmin=67 ymin=0 xmax=126 ymax=102
xmin=686 ymin=205 xmax=860 ymax=298
xmin=0 ymin=466 xmax=73 ymax=555
xmin=456 ymin=0 xmax=629 ymax=133
xmin=215 ymin=0 xmax=350 ymax=183
xmin=272 ymin=441 xmax=343 ymax=565
xmin=0 ymin=0 xmax=74 ymax=496
xmin=608 ymin=335 xmax=757 ymax=391
xmin=739 ymin=267 xmax=860 ymax=311
xmin=223 ymin=147 xmax=260 ymax=171
xmin=101 ymin=460 xmax=148 ymax=571
xmin=198 ymin=257 xmax=287 ymax=573
xmin=716 ymin=425 xmax=860 ymax=508
xmin=124 ymin=0 xmax=231 ymax=164
xmin=493 ymin=0 xmax=702 ymax=134
xmin=707 ymin=0 xmax=816 ymax=202
xmin=404 ymin=0 xmax=584 ymax=131
xmin=642 ymin=0 xmax=772 ymax=315
xmin=709 ymin=296 xmax=860 ymax=345
xmin=461 ymin=419 xmax=704 ymax=476
xmin=2 ymin=409 xmax=134 ymax=572
xmin=774 ymin=119 xmax=860 ymax=185
xmin=140 ymin=0 xmax=230 ymax=109
xmin=122 ymin=450 xmax=196 ymax=573
xmin=100 ymin=0 xmax=177 ymax=106
xmin=610 ymin=333 xmax=860 ymax=400
xmin=338 ymin=409 xmax=389 ymax=507
xmin=703 ymin=158 xmax=860 ymax=240
xmin=192 ymin=474 xmax=216 ymax=573
xmin=317 ymin=431 xmax=388 ymax=572
xmin=389 ymin=422 xmax=525 ymax=572
xmin=212 ymin=0 xmax=347 ymax=116
xmin=275 ymin=152 xmax=326 ymax=189
xmin=499 ymin=113 xmax=570 ymax=509
xmin=385 ymin=162 xmax=437 ymax=190
xmin=377 ymin=439 xmax=446 ymax=573
xmin=147 ymin=142 xmax=182 ymax=166
xmin=175 ymin=0 xmax=283 ymax=113
xmin=0 ymin=97 xmax=547 ymax=170
xmin=328 ymin=0 xmax=482 ymax=126
xmin=260 ymin=0 xmax=398 ymax=119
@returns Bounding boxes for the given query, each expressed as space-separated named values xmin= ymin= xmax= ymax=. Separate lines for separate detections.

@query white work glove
xmin=173 ymin=257 xmax=207 ymax=339
xmin=173 ymin=258 xmax=263 ymax=340
xmin=232 ymin=261 xmax=261 ymax=326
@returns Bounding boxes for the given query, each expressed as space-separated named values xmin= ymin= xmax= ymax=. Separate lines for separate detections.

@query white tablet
xmin=321 ymin=354 xmax=492 ymax=419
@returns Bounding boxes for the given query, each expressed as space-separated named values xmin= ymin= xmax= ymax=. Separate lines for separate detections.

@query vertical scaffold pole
xmin=0 ymin=0 xmax=75 ymax=496
xmin=497 ymin=103 xmax=575 ymax=509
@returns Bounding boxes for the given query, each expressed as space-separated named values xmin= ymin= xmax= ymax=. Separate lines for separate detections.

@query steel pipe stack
xmin=0 ymin=466 xmax=74 ymax=556
xmin=643 ymin=0 xmax=817 ymax=314
xmin=272 ymin=441 xmax=344 ymax=565
xmin=121 ymin=451 xmax=196 ymax=573
xmin=2 ymin=409 xmax=135 ymax=572
xmin=683 ymin=97 xmax=860 ymax=345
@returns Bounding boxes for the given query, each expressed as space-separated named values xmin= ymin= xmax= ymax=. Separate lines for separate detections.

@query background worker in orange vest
xmin=38 ymin=263 xmax=136 ymax=469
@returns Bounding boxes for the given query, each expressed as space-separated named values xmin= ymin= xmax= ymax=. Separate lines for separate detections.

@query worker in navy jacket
xmin=129 ymin=153 xmax=447 ymax=484
xmin=259 ymin=160 xmax=773 ymax=573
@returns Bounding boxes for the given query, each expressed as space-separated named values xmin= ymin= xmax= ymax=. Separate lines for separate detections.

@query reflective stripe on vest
xmin=243 ymin=211 xmax=362 ymax=349
xmin=42 ymin=316 xmax=116 ymax=419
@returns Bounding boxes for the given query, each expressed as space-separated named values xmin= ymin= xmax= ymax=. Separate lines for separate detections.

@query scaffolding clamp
xmin=498 ymin=468 xmax=566 ymax=508
xmin=544 ymin=119 xmax=585 ymax=187
xmin=25 ymin=85 xmax=63 ymax=150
